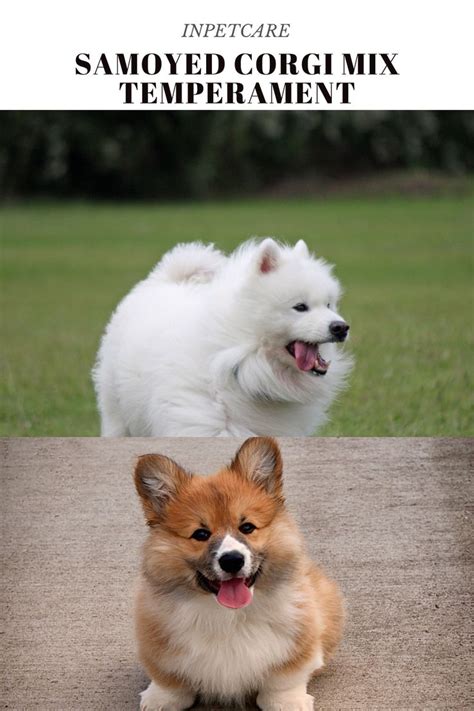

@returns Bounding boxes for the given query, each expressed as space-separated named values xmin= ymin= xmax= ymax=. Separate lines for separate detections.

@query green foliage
xmin=1 ymin=196 xmax=473 ymax=436
xmin=1 ymin=112 xmax=473 ymax=199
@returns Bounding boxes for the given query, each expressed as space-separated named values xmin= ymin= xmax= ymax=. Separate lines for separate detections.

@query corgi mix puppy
xmin=134 ymin=437 xmax=344 ymax=711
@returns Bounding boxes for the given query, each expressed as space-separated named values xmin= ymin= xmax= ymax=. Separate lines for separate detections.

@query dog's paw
xmin=139 ymin=681 xmax=194 ymax=711
xmin=257 ymin=691 xmax=314 ymax=711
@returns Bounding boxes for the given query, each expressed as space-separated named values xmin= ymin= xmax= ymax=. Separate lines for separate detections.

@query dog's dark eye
xmin=191 ymin=528 xmax=211 ymax=541
xmin=293 ymin=303 xmax=309 ymax=312
xmin=239 ymin=522 xmax=256 ymax=535
xmin=327 ymin=303 xmax=331 ymax=308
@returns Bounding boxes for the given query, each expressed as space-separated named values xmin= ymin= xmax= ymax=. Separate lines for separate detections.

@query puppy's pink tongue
xmin=294 ymin=341 xmax=318 ymax=371
xmin=217 ymin=578 xmax=252 ymax=609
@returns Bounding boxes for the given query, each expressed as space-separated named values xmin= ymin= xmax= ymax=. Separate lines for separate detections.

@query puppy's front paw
xmin=139 ymin=681 xmax=194 ymax=711
xmin=257 ymin=691 xmax=314 ymax=711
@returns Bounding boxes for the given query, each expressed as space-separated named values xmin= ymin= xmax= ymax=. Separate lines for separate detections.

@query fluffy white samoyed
xmin=93 ymin=238 xmax=352 ymax=436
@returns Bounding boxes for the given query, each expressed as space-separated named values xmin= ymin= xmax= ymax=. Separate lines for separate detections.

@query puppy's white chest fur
xmin=157 ymin=590 xmax=300 ymax=700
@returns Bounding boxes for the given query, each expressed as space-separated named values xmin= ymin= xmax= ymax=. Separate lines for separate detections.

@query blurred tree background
xmin=1 ymin=111 xmax=473 ymax=200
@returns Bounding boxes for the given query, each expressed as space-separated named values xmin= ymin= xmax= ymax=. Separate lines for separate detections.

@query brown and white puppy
xmin=134 ymin=437 xmax=344 ymax=711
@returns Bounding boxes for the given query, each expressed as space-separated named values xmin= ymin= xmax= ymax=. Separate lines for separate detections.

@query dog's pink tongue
xmin=294 ymin=341 xmax=318 ymax=371
xmin=217 ymin=578 xmax=252 ymax=609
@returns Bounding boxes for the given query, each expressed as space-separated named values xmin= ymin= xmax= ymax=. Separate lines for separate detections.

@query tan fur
xmin=134 ymin=437 xmax=344 ymax=710
xmin=135 ymin=585 xmax=189 ymax=691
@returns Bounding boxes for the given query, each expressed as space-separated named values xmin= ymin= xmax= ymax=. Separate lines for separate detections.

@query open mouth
xmin=196 ymin=569 xmax=260 ymax=609
xmin=286 ymin=341 xmax=329 ymax=375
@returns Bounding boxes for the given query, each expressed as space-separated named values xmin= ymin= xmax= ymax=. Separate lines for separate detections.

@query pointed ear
xmin=257 ymin=238 xmax=280 ymax=274
xmin=134 ymin=454 xmax=192 ymax=525
xmin=294 ymin=239 xmax=309 ymax=258
xmin=231 ymin=437 xmax=283 ymax=499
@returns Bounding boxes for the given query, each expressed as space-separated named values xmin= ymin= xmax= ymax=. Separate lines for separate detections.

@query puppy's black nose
xmin=329 ymin=321 xmax=350 ymax=341
xmin=219 ymin=551 xmax=245 ymax=574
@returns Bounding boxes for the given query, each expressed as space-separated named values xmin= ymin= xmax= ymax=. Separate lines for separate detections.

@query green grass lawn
xmin=1 ymin=196 xmax=473 ymax=436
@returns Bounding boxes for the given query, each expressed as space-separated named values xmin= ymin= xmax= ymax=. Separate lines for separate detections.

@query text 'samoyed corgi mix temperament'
xmin=94 ymin=238 xmax=352 ymax=437
xmin=134 ymin=437 xmax=344 ymax=711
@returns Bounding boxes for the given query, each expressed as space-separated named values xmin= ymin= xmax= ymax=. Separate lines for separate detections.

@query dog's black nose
xmin=219 ymin=551 xmax=245 ymax=574
xmin=329 ymin=321 xmax=350 ymax=341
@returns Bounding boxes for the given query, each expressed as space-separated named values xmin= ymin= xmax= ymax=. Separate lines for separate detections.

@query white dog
xmin=93 ymin=238 xmax=352 ymax=436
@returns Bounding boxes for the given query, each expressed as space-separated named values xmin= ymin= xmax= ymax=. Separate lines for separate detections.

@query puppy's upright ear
xmin=294 ymin=239 xmax=310 ymax=258
xmin=257 ymin=238 xmax=280 ymax=274
xmin=231 ymin=437 xmax=284 ymax=499
xmin=134 ymin=454 xmax=192 ymax=525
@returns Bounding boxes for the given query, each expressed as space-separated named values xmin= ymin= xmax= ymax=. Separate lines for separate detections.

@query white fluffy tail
xmin=152 ymin=242 xmax=226 ymax=284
